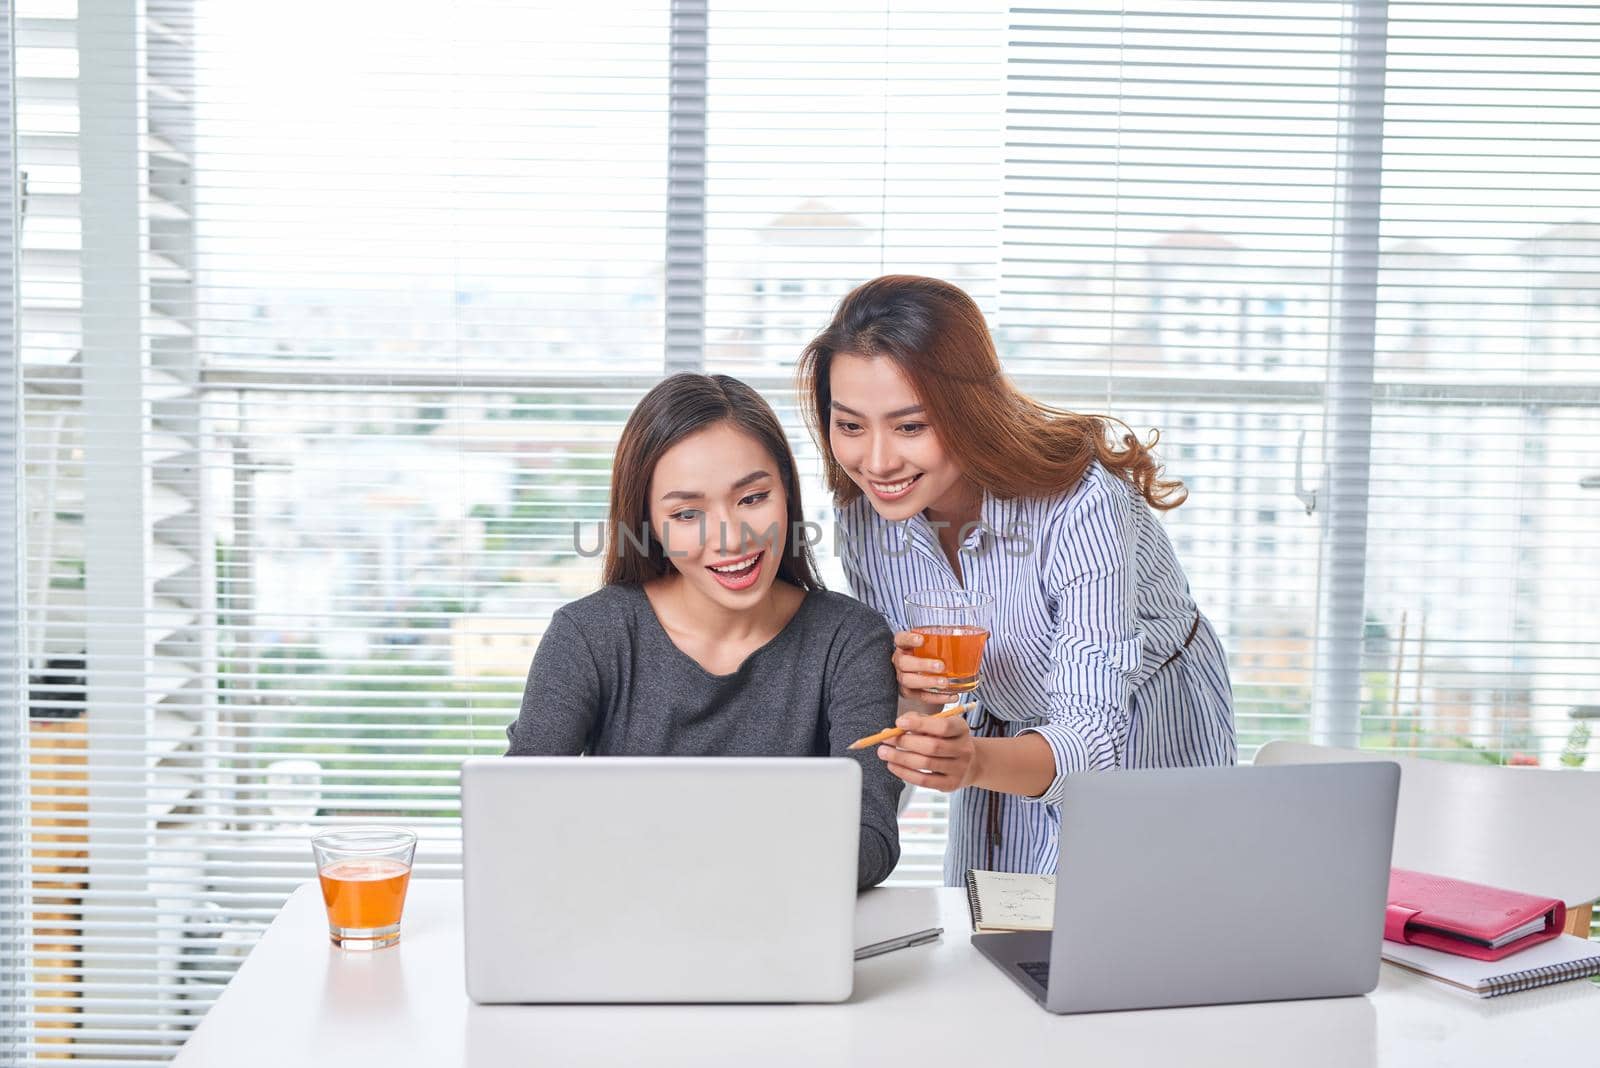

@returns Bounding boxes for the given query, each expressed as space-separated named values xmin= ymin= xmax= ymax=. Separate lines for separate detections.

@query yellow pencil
xmin=847 ymin=703 xmax=975 ymax=751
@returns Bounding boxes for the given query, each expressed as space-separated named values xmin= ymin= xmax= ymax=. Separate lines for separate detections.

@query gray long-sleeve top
xmin=505 ymin=582 xmax=903 ymax=888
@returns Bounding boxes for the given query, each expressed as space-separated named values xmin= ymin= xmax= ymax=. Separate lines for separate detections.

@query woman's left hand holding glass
xmin=876 ymin=711 xmax=979 ymax=793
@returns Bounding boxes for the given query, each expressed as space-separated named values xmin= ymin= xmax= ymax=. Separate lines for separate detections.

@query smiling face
xmin=647 ymin=420 xmax=790 ymax=610
xmin=827 ymin=353 xmax=972 ymax=523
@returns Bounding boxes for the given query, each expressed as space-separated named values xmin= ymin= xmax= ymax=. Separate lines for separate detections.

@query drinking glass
xmin=904 ymin=589 xmax=994 ymax=695
xmin=311 ymin=827 xmax=416 ymax=950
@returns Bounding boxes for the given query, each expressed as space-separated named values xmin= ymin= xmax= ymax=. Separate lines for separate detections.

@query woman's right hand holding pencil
xmin=873 ymin=706 xmax=979 ymax=793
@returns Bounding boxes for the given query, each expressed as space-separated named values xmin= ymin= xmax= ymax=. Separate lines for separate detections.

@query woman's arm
xmin=505 ymin=609 xmax=603 ymax=755
xmin=880 ymin=478 xmax=1138 ymax=801
xmin=824 ymin=613 xmax=905 ymax=889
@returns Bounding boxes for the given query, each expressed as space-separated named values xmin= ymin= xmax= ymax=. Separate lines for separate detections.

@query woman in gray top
xmin=506 ymin=373 xmax=903 ymax=887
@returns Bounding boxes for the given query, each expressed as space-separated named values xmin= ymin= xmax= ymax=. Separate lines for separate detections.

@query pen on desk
xmin=847 ymin=704 xmax=975 ymax=751
xmin=854 ymin=927 xmax=944 ymax=961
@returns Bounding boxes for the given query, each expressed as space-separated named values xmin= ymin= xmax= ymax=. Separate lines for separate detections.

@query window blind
xmin=1003 ymin=1 xmax=1352 ymax=755
xmin=1361 ymin=1 xmax=1599 ymax=764
xmin=701 ymin=0 xmax=1004 ymax=884
xmin=1001 ymin=0 xmax=1599 ymax=765
xmin=21 ymin=1 xmax=217 ymax=1061
xmin=13 ymin=1 xmax=1599 ymax=1062
xmin=3 ymin=10 xmax=30 ymax=1063
xmin=15 ymin=1 xmax=1000 ymax=1060
xmin=19 ymin=0 xmax=676 ymax=1061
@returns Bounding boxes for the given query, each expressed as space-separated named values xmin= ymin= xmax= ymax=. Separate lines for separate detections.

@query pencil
xmin=847 ymin=703 xmax=975 ymax=751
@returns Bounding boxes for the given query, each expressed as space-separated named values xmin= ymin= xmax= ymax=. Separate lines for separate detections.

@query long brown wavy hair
xmin=797 ymin=275 xmax=1186 ymax=511
xmin=604 ymin=373 xmax=823 ymax=589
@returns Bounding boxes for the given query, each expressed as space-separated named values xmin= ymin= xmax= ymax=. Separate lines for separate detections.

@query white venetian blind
xmin=21 ymin=0 xmax=221 ymax=1061
xmin=1002 ymin=2 xmax=1350 ymax=755
xmin=1361 ymin=2 xmax=1600 ymax=764
xmin=701 ymin=0 xmax=1004 ymax=882
xmin=3 ymin=9 xmax=29 ymax=1062
xmin=1001 ymin=0 xmax=1599 ymax=765
xmin=14 ymin=1 xmax=999 ymax=1060
xmin=701 ymin=1 xmax=1002 ymax=376
xmin=17 ymin=0 xmax=676 ymax=1062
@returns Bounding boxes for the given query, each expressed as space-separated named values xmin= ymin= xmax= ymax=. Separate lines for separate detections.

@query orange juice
xmin=912 ymin=624 xmax=989 ymax=692
xmin=318 ymin=858 xmax=411 ymax=932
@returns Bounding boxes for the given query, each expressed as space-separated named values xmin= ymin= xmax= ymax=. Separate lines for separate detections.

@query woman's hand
xmin=892 ymin=630 xmax=955 ymax=709
xmin=877 ymin=710 xmax=979 ymax=793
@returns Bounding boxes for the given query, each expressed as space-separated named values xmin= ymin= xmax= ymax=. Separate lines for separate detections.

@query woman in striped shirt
xmin=799 ymin=275 xmax=1236 ymax=886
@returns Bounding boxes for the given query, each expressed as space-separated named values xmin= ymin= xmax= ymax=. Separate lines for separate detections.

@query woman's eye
xmin=833 ymin=420 xmax=862 ymax=434
xmin=897 ymin=422 xmax=927 ymax=435
xmin=669 ymin=509 xmax=701 ymax=522
xmin=739 ymin=491 xmax=771 ymax=507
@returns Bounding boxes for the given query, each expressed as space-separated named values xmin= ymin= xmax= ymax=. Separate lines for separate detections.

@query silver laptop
xmin=460 ymin=756 xmax=860 ymax=1004
xmin=974 ymin=761 xmax=1399 ymax=1013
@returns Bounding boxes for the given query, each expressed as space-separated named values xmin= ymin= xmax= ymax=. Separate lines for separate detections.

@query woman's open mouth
xmin=868 ymin=473 xmax=922 ymax=502
xmin=706 ymin=549 xmax=764 ymax=591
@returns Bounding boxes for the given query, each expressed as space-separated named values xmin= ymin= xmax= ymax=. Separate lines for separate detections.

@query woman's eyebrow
xmin=660 ymin=469 xmax=771 ymax=502
xmin=831 ymin=400 xmax=926 ymax=419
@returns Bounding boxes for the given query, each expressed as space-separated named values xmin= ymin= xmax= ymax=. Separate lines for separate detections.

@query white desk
xmin=173 ymin=880 xmax=1599 ymax=1068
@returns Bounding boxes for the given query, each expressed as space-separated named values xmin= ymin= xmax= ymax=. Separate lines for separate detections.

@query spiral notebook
xmin=1382 ymin=933 xmax=1600 ymax=997
xmin=963 ymin=869 xmax=1055 ymax=933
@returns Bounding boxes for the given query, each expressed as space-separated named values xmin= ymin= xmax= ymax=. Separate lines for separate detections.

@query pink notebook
xmin=1385 ymin=869 xmax=1567 ymax=962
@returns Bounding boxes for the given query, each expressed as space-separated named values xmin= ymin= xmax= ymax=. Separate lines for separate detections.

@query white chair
xmin=1254 ymin=740 xmax=1600 ymax=938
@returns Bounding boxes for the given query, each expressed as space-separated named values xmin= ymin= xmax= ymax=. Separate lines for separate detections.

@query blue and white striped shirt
xmin=837 ymin=461 xmax=1236 ymax=886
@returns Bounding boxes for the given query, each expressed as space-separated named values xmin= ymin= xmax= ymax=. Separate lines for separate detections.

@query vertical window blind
xmin=700 ymin=0 xmax=1004 ymax=881
xmin=12 ymin=0 xmax=1598 ymax=1061
xmin=3 ymin=10 xmax=29 ymax=1063
xmin=1003 ymin=0 xmax=1599 ymax=764
xmin=1002 ymin=1 xmax=1351 ymax=755
xmin=1363 ymin=2 xmax=1598 ymax=764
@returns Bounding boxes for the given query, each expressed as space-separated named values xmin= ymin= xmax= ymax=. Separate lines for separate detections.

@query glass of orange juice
xmin=311 ymin=827 xmax=416 ymax=951
xmin=905 ymin=589 xmax=994 ymax=695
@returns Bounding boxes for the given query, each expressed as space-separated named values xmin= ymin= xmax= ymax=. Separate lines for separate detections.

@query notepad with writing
xmin=964 ymin=869 xmax=1055 ymax=933
xmin=1382 ymin=933 xmax=1600 ymax=998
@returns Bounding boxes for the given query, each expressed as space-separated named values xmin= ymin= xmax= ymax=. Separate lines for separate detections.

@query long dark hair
xmin=603 ymin=373 xmax=823 ymax=589
xmin=797 ymin=275 xmax=1186 ymax=511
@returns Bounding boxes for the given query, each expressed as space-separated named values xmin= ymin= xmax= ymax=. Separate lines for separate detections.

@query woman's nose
xmin=710 ymin=509 xmax=737 ymax=554
xmin=710 ymin=508 xmax=758 ymax=556
xmin=866 ymin=432 xmax=897 ymax=477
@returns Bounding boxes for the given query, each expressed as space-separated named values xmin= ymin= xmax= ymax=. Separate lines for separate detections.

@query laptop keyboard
xmin=1018 ymin=960 xmax=1050 ymax=990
